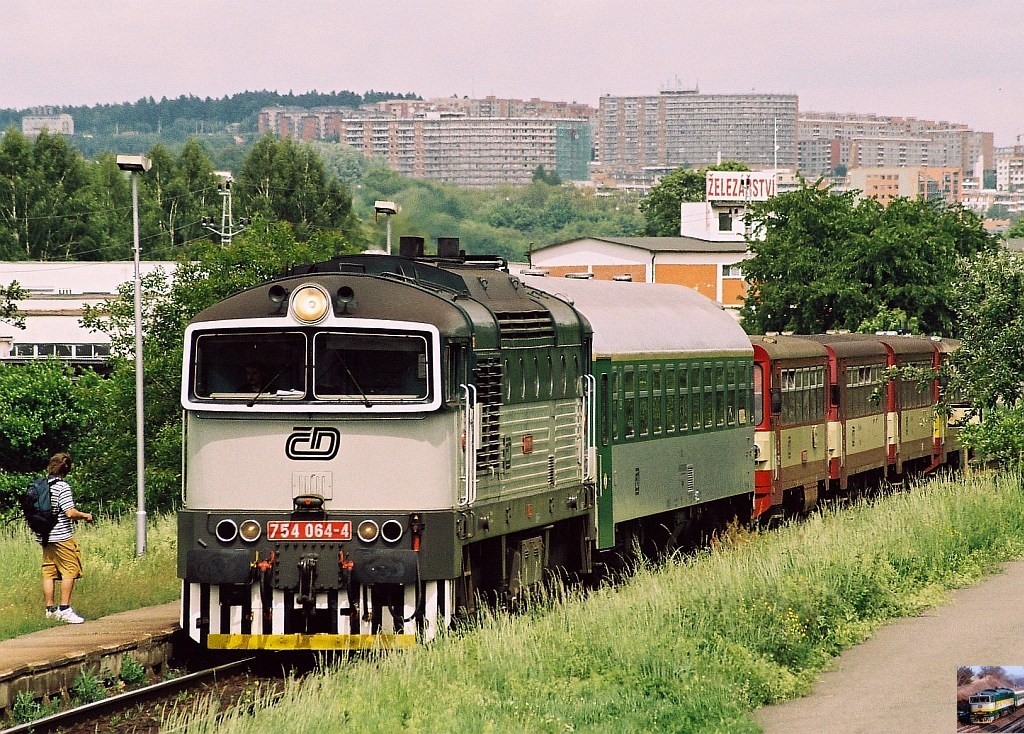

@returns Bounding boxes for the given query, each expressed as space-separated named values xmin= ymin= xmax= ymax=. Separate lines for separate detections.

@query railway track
xmin=1 ymin=656 xmax=277 ymax=734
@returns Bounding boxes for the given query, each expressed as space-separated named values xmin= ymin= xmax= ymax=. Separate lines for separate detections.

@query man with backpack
xmin=37 ymin=452 xmax=93 ymax=624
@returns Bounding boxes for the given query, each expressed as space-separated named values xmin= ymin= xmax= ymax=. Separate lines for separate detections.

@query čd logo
xmin=286 ymin=427 xmax=340 ymax=460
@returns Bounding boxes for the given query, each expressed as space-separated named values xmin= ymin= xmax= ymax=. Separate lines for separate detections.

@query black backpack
xmin=20 ymin=476 xmax=60 ymax=542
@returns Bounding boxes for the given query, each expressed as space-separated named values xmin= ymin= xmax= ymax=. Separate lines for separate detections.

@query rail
xmin=1 ymin=657 xmax=256 ymax=734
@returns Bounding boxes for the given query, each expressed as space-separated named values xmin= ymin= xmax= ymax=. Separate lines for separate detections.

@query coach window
xmin=611 ymin=368 xmax=620 ymax=441
xmin=900 ymin=359 xmax=932 ymax=409
xmin=725 ymin=361 xmax=737 ymax=426
xmin=752 ymin=364 xmax=764 ymax=427
xmin=652 ymin=365 xmax=663 ymax=434
xmin=703 ymin=363 xmax=715 ymax=429
xmin=314 ymin=332 xmax=429 ymax=402
xmin=715 ymin=361 xmax=726 ymax=428
xmin=600 ymin=373 xmax=610 ymax=446
xmin=624 ymin=366 xmax=635 ymax=439
xmin=691 ymin=364 xmax=702 ymax=432
xmin=638 ymin=365 xmax=649 ymax=437
xmin=665 ymin=364 xmax=676 ymax=433
xmin=678 ymin=362 xmax=689 ymax=432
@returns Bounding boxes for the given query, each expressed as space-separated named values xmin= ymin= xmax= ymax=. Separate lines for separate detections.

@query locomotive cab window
xmin=192 ymin=331 xmax=307 ymax=400
xmin=313 ymin=332 xmax=429 ymax=402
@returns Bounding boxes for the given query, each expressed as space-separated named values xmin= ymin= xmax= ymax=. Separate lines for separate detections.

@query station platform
xmin=0 ymin=602 xmax=179 ymax=716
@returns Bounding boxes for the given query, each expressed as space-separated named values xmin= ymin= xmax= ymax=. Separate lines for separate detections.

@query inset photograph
xmin=958 ymin=666 xmax=1024 ymax=730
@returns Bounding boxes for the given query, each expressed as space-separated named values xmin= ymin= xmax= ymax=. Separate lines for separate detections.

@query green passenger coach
xmin=524 ymin=275 xmax=755 ymax=551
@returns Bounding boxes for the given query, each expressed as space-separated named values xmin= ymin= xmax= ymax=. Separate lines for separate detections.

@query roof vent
xmin=399 ymin=236 xmax=424 ymax=258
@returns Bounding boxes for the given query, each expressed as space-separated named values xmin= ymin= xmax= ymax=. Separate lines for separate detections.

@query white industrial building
xmin=0 ymin=261 xmax=177 ymax=367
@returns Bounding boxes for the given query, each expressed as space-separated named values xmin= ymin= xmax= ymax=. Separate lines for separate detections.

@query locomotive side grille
xmin=475 ymin=356 xmax=502 ymax=470
xmin=496 ymin=310 xmax=555 ymax=347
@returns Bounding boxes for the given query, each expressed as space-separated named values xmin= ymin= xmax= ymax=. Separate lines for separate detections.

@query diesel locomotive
xmin=177 ymin=240 xmax=960 ymax=650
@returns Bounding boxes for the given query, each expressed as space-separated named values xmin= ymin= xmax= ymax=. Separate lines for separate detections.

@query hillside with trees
xmin=0 ymin=89 xmax=418 ymax=137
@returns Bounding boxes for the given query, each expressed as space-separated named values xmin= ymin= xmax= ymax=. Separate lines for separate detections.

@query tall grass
xmin=0 ymin=512 xmax=178 ymax=639
xmin=166 ymin=471 xmax=1024 ymax=734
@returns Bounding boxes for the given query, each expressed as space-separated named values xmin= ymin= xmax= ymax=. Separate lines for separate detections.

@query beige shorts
xmin=42 ymin=538 xmax=83 ymax=581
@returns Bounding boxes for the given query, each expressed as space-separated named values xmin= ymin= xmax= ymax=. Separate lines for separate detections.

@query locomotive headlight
xmin=357 ymin=520 xmax=380 ymax=543
xmin=291 ymin=284 xmax=331 ymax=324
xmin=239 ymin=519 xmax=262 ymax=542
xmin=215 ymin=519 xmax=238 ymax=543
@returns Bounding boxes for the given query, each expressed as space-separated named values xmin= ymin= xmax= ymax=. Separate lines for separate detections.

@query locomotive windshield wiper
xmin=246 ymin=355 xmax=300 ymax=407
xmin=328 ymin=350 xmax=373 ymax=408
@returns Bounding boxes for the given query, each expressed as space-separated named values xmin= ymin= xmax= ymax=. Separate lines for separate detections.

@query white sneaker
xmin=45 ymin=608 xmax=57 ymax=619
xmin=55 ymin=607 xmax=84 ymax=624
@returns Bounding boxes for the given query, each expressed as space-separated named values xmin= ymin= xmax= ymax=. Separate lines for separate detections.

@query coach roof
xmin=522 ymin=275 xmax=750 ymax=359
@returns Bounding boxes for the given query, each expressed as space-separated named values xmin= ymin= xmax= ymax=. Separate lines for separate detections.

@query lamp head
xmin=116 ymin=155 xmax=152 ymax=172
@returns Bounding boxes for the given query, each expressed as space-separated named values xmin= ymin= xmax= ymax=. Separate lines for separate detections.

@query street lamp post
xmin=116 ymin=154 xmax=151 ymax=557
xmin=373 ymin=201 xmax=398 ymax=254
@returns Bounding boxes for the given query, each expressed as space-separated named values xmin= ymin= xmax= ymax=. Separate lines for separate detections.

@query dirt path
xmin=754 ymin=560 xmax=1024 ymax=733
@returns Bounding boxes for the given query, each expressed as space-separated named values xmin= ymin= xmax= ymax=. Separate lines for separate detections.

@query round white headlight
xmin=291 ymin=284 xmax=331 ymax=323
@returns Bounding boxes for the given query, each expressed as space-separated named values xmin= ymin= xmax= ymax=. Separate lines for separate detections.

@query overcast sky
xmin=4 ymin=1 xmax=1022 ymax=145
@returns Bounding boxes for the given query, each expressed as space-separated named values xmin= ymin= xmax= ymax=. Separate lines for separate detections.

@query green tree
xmin=532 ymin=165 xmax=561 ymax=186
xmin=1005 ymin=218 xmax=1024 ymax=239
xmin=78 ymin=222 xmax=350 ymax=512
xmin=85 ymin=153 xmax=134 ymax=259
xmin=0 ymin=280 xmax=24 ymax=328
xmin=0 ymin=129 xmax=99 ymax=260
xmin=939 ymin=250 xmax=1024 ymax=467
xmin=740 ymin=184 xmax=994 ymax=335
xmin=0 ymin=360 xmax=95 ymax=476
xmin=235 ymin=135 xmax=359 ymax=243
xmin=856 ymin=306 xmax=920 ymax=335
xmin=639 ymin=161 xmax=749 ymax=236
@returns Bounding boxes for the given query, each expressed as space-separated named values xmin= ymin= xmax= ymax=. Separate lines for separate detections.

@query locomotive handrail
xmin=582 ymin=374 xmax=596 ymax=482
xmin=459 ymin=383 xmax=478 ymax=506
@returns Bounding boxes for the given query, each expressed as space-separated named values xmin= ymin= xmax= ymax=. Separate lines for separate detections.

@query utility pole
xmin=201 ymin=173 xmax=249 ymax=245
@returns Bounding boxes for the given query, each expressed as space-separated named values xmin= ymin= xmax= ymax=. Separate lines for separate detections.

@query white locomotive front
xmin=177 ymin=250 xmax=596 ymax=650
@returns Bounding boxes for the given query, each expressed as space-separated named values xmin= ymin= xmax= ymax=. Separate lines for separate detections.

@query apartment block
xmin=995 ymin=145 xmax=1024 ymax=192
xmin=372 ymin=96 xmax=595 ymax=123
xmin=21 ymin=113 xmax=74 ymax=136
xmin=799 ymin=112 xmax=992 ymax=177
xmin=333 ymin=115 xmax=591 ymax=187
xmin=594 ymin=89 xmax=799 ymax=183
xmin=847 ymin=166 xmax=962 ymax=207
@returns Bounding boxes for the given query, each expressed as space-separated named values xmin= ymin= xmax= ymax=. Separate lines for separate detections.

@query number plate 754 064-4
xmin=266 ymin=521 xmax=352 ymax=541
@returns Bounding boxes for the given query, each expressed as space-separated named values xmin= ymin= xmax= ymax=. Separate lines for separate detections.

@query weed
xmin=11 ymin=690 xmax=42 ymax=724
xmin=70 ymin=668 xmax=106 ymax=705
xmin=120 ymin=654 xmax=147 ymax=686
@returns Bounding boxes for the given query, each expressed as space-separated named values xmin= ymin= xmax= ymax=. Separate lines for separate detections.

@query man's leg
xmin=43 ymin=577 xmax=55 ymax=607
xmin=59 ymin=577 xmax=75 ymax=607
